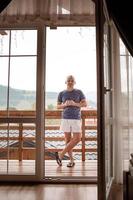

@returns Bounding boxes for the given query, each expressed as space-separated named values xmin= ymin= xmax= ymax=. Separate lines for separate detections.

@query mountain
xmin=0 ymin=85 xmax=96 ymax=110
xmin=0 ymin=85 xmax=36 ymax=109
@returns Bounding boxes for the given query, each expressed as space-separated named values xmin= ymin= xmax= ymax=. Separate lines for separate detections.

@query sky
xmin=0 ymin=27 xmax=97 ymax=93
xmin=46 ymin=27 xmax=96 ymax=93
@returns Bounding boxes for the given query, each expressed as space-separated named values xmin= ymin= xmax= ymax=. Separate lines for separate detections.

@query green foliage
xmin=47 ymin=104 xmax=54 ymax=110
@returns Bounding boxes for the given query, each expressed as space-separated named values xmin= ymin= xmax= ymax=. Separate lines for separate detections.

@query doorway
xmin=44 ymin=26 xmax=97 ymax=181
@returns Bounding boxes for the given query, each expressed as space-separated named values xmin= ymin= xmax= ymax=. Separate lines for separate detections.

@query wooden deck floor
xmin=45 ymin=160 xmax=97 ymax=177
xmin=0 ymin=160 xmax=97 ymax=177
xmin=0 ymin=184 xmax=98 ymax=200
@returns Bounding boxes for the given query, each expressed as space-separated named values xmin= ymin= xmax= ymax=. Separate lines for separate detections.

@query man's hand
xmin=65 ymin=100 xmax=79 ymax=107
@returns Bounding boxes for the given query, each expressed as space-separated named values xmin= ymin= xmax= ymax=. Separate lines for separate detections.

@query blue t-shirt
xmin=57 ymin=89 xmax=86 ymax=119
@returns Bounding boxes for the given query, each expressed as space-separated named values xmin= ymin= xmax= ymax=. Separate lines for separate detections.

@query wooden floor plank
xmin=0 ymin=183 xmax=123 ymax=200
xmin=0 ymin=184 xmax=97 ymax=200
xmin=0 ymin=160 xmax=97 ymax=177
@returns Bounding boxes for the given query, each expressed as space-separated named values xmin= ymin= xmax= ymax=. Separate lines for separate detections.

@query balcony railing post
xmin=18 ymin=123 xmax=23 ymax=161
xmin=81 ymin=117 xmax=85 ymax=161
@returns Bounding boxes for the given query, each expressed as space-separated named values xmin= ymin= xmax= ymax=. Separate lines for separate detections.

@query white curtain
xmin=0 ymin=0 xmax=95 ymax=25
xmin=113 ymin=29 xmax=133 ymax=183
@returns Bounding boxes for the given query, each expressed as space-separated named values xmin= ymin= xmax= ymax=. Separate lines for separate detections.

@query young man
xmin=55 ymin=75 xmax=87 ymax=167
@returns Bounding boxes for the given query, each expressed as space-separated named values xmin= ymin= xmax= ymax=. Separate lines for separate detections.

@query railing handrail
xmin=0 ymin=109 xmax=97 ymax=118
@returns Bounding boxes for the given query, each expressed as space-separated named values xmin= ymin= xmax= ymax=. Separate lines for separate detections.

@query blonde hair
xmin=66 ymin=75 xmax=76 ymax=83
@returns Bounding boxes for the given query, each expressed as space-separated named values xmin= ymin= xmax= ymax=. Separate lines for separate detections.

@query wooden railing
xmin=0 ymin=109 xmax=97 ymax=161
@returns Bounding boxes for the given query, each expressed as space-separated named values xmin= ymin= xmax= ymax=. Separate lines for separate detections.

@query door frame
xmin=96 ymin=0 xmax=114 ymax=199
xmin=0 ymin=24 xmax=98 ymax=183
xmin=0 ymin=4 xmax=113 ymax=199
xmin=95 ymin=0 xmax=106 ymax=199
xmin=43 ymin=25 xmax=98 ymax=183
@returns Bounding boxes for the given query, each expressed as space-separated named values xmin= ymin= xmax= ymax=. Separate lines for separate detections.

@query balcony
xmin=0 ymin=109 xmax=97 ymax=177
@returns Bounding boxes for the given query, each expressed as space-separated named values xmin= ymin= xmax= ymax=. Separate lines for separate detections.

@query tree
xmin=47 ymin=104 xmax=54 ymax=110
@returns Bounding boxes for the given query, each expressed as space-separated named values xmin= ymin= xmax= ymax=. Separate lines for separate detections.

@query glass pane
xmin=9 ymin=57 xmax=36 ymax=110
xmin=0 ymin=30 xmax=10 ymax=55
xmin=103 ymin=23 xmax=113 ymax=194
xmin=0 ymin=57 xmax=8 ymax=110
xmin=0 ymin=123 xmax=8 ymax=174
xmin=8 ymin=122 xmax=36 ymax=174
xmin=120 ymin=39 xmax=126 ymax=55
xmin=0 ymin=29 xmax=37 ymax=175
xmin=120 ymin=56 xmax=128 ymax=93
xmin=120 ymin=40 xmax=133 ymax=171
xmin=11 ymin=30 xmax=37 ymax=55
xmin=0 ymin=122 xmax=36 ymax=175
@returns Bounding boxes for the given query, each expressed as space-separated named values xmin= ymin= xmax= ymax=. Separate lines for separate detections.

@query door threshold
xmin=43 ymin=176 xmax=97 ymax=184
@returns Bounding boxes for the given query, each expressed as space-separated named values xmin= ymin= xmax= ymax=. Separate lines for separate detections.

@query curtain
xmin=0 ymin=0 xmax=95 ymax=25
xmin=105 ymin=0 xmax=133 ymax=57
xmin=119 ymin=41 xmax=133 ymax=181
xmin=0 ymin=0 xmax=12 ymax=13
xmin=113 ymin=36 xmax=133 ymax=183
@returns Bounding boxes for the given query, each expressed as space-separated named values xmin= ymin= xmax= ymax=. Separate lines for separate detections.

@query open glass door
xmin=96 ymin=1 xmax=114 ymax=199
xmin=103 ymin=22 xmax=113 ymax=198
xmin=0 ymin=29 xmax=38 ymax=179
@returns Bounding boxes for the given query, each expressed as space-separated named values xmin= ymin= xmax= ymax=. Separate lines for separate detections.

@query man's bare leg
xmin=59 ymin=132 xmax=81 ymax=160
xmin=64 ymin=132 xmax=74 ymax=162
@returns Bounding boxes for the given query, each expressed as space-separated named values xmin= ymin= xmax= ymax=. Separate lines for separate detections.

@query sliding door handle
xmin=104 ymin=87 xmax=112 ymax=94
